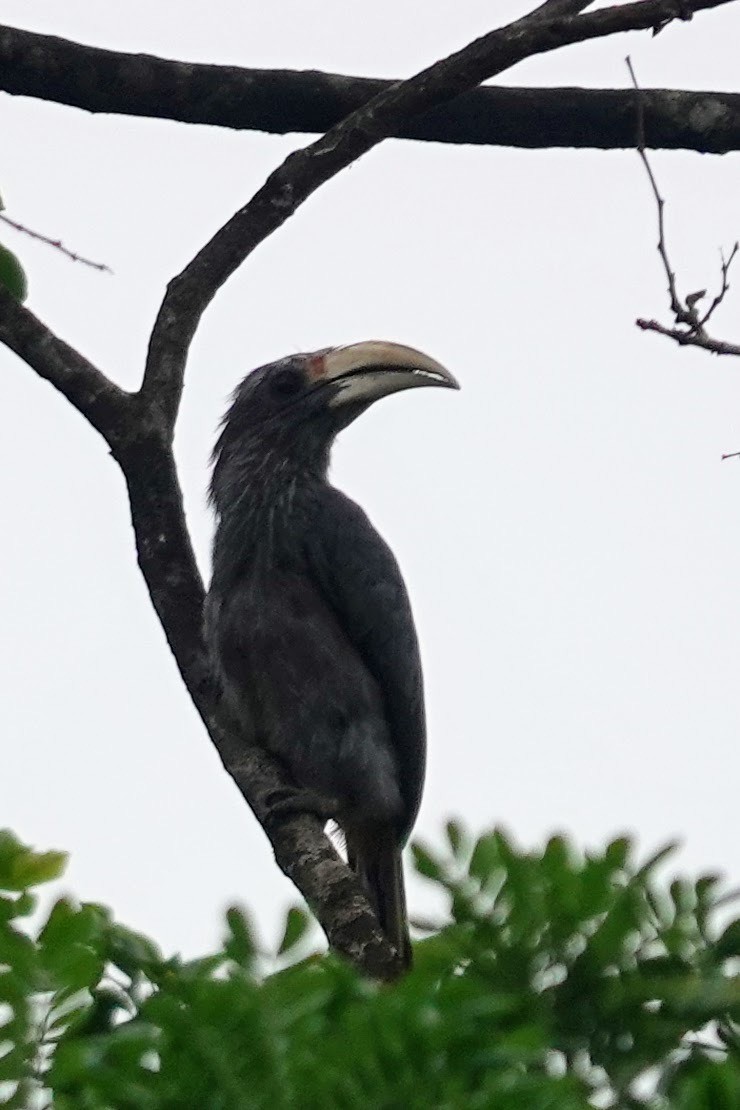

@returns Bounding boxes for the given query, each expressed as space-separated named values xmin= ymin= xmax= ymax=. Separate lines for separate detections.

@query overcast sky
xmin=2 ymin=0 xmax=740 ymax=957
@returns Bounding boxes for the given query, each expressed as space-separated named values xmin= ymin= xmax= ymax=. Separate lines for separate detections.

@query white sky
xmin=2 ymin=0 xmax=740 ymax=957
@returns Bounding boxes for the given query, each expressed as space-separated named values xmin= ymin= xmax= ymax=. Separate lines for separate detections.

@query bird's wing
xmin=305 ymin=486 xmax=426 ymax=843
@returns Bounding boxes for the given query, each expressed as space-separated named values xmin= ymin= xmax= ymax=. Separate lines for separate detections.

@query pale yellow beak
xmin=313 ymin=340 xmax=459 ymax=407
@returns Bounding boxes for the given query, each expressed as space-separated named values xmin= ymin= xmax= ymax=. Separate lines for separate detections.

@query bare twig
xmin=699 ymin=241 xmax=739 ymax=326
xmin=628 ymin=56 xmax=740 ymax=356
xmin=627 ymin=57 xmax=685 ymax=321
xmin=635 ymin=317 xmax=740 ymax=354
xmin=0 ymin=213 xmax=112 ymax=273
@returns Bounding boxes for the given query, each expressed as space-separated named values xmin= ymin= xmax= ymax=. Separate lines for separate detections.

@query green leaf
xmin=0 ymin=243 xmax=28 ymax=301
xmin=38 ymin=899 xmax=109 ymax=992
xmin=604 ymin=835 xmax=632 ymax=872
xmin=0 ymin=829 xmax=67 ymax=890
xmin=445 ymin=820 xmax=467 ymax=859
xmin=0 ymin=891 xmax=36 ymax=925
xmin=224 ymin=905 xmax=257 ymax=969
xmin=411 ymin=842 xmax=445 ymax=882
xmin=716 ymin=919 xmax=740 ymax=960
xmin=0 ymin=1044 xmax=29 ymax=1082
xmin=468 ymin=833 xmax=502 ymax=885
xmin=277 ymin=906 xmax=311 ymax=956
xmin=107 ymin=922 xmax=162 ymax=977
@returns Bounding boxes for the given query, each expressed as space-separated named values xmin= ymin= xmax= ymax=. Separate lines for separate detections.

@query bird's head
xmin=211 ymin=340 xmax=459 ymax=497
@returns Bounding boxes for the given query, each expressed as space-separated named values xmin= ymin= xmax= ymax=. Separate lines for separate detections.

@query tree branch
xmin=636 ymin=316 xmax=740 ymax=353
xmin=0 ymin=289 xmax=130 ymax=441
xmin=628 ymin=57 xmax=740 ymax=356
xmin=3 ymin=23 xmax=740 ymax=154
xmin=0 ymin=212 xmax=113 ymax=273
xmin=142 ymin=0 xmax=736 ymax=430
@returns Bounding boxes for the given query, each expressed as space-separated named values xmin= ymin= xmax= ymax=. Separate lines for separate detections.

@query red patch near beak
xmin=306 ymin=353 xmax=327 ymax=382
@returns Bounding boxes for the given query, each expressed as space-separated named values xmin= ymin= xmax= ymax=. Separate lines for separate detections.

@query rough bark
xmin=2 ymin=23 xmax=740 ymax=153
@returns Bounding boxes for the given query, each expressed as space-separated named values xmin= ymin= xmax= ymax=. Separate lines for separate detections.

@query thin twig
xmin=699 ymin=241 xmax=739 ymax=326
xmin=628 ymin=56 xmax=740 ymax=356
xmin=0 ymin=213 xmax=112 ymax=273
xmin=627 ymin=57 xmax=685 ymax=320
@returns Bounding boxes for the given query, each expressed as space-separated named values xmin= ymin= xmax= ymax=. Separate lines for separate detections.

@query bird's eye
xmin=269 ymin=367 xmax=304 ymax=399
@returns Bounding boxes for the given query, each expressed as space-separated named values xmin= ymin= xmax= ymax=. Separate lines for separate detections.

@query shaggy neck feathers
xmin=209 ymin=427 xmax=330 ymax=592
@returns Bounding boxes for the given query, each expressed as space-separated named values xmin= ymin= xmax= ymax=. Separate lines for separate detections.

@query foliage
xmin=1 ymin=826 xmax=740 ymax=1109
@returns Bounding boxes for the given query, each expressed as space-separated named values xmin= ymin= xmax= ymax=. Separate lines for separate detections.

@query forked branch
xmin=629 ymin=57 xmax=740 ymax=357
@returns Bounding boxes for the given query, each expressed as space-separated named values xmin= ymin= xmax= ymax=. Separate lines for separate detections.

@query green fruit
xmin=0 ymin=243 xmax=28 ymax=301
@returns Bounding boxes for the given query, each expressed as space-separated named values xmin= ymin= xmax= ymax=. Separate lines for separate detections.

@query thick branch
xmin=0 ymin=289 xmax=130 ymax=441
xmin=2 ymin=24 xmax=740 ymax=153
xmin=142 ymin=0 xmax=736 ymax=428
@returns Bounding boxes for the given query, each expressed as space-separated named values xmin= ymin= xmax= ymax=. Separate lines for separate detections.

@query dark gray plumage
xmin=204 ymin=341 xmax=458 ymax=967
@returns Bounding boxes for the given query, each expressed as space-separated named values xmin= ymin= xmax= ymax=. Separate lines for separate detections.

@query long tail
xmin=346 ymin=826 xmax=412 ymax=969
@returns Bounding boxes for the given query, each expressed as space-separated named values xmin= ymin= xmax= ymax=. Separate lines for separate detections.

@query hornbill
xmin=205 ymin=340 xmax=458 ymax=967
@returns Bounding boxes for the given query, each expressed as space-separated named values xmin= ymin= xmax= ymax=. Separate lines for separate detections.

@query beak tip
xmin=320 ymin=340 xmax=460 ymax=399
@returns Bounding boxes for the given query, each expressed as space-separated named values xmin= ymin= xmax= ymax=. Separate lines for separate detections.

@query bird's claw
xmin=265 ymin=786 xmax=337 ymax=825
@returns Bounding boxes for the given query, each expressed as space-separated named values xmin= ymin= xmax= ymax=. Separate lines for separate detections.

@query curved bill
xmin=313 ymin=340 xmax=459 ymax=408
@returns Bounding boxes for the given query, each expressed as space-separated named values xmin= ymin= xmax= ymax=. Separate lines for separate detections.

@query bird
xmin=204 ymin=340 xmax=459 ymax=968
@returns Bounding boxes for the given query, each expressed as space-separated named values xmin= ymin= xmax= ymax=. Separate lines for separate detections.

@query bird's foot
xmin=264 ymin=786 xmax=338 ymax=827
